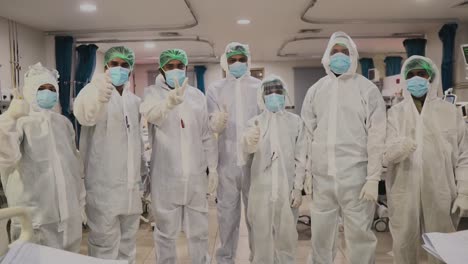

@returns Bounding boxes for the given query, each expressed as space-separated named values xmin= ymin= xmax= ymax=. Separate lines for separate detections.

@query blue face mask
xmin=229 ymin=62 xmax=248 ymax=78
xmin=109 ymin=66 xmax=130 ymax=86
xmin=36 ymin=90 xmax=58 ymax=110
xmin=329 ymin=52 xmax=351 ymax=75
xmin=264 ymin=94 xmax=285 ymax=113
xmin=407 ymin=76 xmax=429 ymax=98
xmin=165 ymin=69 xmax=186 ymax=88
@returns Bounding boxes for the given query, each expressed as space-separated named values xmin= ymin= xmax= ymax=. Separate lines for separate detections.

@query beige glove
xmin=97 ymin=73 xmax=114 ymax=103
xmin=81 ymin=206 xmax=88 ymax=226
xmin=244 ymin=121 xmax=260 ymax=153
xmin=383 ymin=137 xmax=417 ymax=167
xmin=304 ymin=172 xmax=313 ymax=195
xmin=6 ymin=89 xmax=29 ymax=119
xmin=452 ymin=195 xmax=468 ymax=217
xmin=208 ymin=168 xmax=218 ymax=195
xmin=210 ymin=107 xmax=228 ymax=134
xmin=452 ymin=182 xmax=468 ymax=217
xmin=167 ymin=77 xmax=188 ymax=109
xmin=359 ymin=180 xmax=379 ymax=202
xmin=291 ymin=189 xmax=303 ymax=208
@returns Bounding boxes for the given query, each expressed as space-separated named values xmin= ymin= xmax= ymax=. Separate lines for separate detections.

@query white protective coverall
xmin=301 ymin=32 xmax=386 ymax=264
xmin=386 ymin=56 xmax=468 ymax=264
xmin=0 ymin=63 xmax=83 ymax=252
xmin=74 ymin=73 xmax=143 ymax=264
xmin=140 ymin=74 xmax=218 ymax=264
xmin=206 ymin=42 xmax=261 ymax=264
xmin=244 ymin=75 xmax=307 ymax=264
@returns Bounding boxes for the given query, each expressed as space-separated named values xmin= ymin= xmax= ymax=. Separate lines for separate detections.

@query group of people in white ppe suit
xmin=2 ymin=29 xmax=468 ymax=264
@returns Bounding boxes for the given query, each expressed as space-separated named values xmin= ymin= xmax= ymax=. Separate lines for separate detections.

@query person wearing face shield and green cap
xmin=383 ymin=55 xmax=468 ymax=264
xmin=0 ymin=63 xmax=84 ymax=252
xmin=301 ymin=32 xmax=386 ymax=264
xmin=206 ymin=42 xmax=261 ymax=264
xmin=242 ymin=75 xmax=307 ymax=264
xmin=140 ymin=49 xmax=218 ymax=264
xmin=74 ymin=46 xmax=147 ymax=264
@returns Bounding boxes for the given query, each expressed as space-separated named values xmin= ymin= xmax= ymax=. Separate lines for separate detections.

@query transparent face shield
xmin=262 ymin=80 xmax=285 ymax=96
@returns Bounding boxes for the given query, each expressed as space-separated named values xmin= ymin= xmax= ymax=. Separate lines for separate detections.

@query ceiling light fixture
xmin=237 ymin=19 xmax=251 ymax=25
xmin=80 ymin=3 xmax=97 ymax=12
xmin=144 ymin=42 xmax=156 ymax=49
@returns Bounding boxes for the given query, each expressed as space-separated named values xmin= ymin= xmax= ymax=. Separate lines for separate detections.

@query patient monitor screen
xmin=462 ymin=44 xmax=468 ymax=65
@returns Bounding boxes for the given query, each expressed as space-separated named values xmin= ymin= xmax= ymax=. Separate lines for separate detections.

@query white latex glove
xmin=452 ymin=194 xmax=468 ymax=217
xmin=210 ymin=107 xmax=228 ymax=134
xmin=208 ymin=168 xmax=219 ymax=195
xmin=81 ymin=207 xmax=88 ymax=226
xmin=291 ymin=189 xmax=303 ymax=208
xmin=97 ymin=73 xmax=114 ymax=103
xmin=304 ymin=172 xmax=313 ymax=195
xmin=383 ymin=137 xmax=417 ymax=167
xmin=359 ymin=180 xmax=379 ymax=202
xmin=244 ymin=121 xmax=261 ymax=151
xmin=167 ymin=77 xmax=188 ymax=109
xmin=6 ymin=89 xmax=29 ymax=119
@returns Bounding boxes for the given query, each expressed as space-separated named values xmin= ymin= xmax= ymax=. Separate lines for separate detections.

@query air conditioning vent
xmin=452 ymin=1 xmax=468 ymax=8
xmin=298 ymin=28 xmax=322 ymax=34
xmin=392 ymin=32 xmax=425 ymax=38
xmin=159 ymin=32 xmax=181 ymax=37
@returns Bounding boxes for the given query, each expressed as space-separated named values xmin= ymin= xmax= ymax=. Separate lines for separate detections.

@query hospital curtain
xmin=403 ymin=38 xmax=427 ymax=57
xmin=74 ymin=44 xmax=98 ymax=143
xmin=75 ymin=44 xmax=98 ymax=96
xmin=55 ymin=36 xmax=74 ymax=120
xmin=384 ymin=56 xmax=403 ymax=76
xmin=359 ymin=58 xmax=374 ymax=79
xmin=439 ymin=23 xmax=458 ymax=92
xmin=194 ymin=65 xmax=207 ymax=94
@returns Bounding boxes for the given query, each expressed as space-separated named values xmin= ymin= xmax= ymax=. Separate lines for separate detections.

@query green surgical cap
xmin=404 ymin=58 xmax=434 ymax=79
xmin=226 ymin=43 xmax=249 ymax=59
xmin=159 ymin=49 xmax=188 ymax=68
xmin=104 ymin=46 xmax=135 ymax=69
xmin=336 ymin=43 xmax=348 ymax=48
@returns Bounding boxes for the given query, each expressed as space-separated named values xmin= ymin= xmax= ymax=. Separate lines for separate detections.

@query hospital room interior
xmin=1 ymin=0 xmax=468 ymax=263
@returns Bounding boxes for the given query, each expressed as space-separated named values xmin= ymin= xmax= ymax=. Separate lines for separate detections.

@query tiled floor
xmin=78 ymin=196 xmax=425 ymax=264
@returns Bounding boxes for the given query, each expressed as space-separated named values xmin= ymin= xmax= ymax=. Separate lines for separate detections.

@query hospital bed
xmin=0 ymin=207 xmax=126 ymax=264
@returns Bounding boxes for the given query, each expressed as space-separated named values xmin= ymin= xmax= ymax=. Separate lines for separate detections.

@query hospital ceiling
xmin=0 ymin=0 xmax=466 ymax=63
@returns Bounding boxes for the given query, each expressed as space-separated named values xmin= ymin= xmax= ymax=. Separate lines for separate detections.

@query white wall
xmin=0 ymin=17 xmax=47 ymax=97
xmin=133 ymin=64 xmax=158 ymax=98
xmin=94 ymin=51 xmax=105 ymax=75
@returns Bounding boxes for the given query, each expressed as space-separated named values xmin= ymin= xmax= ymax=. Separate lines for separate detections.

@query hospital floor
xmin=78 ymin=196 xmax=425 ymax=264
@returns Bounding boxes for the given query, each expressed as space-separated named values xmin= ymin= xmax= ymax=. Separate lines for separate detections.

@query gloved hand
xmin=304 ymin=172 xmax=313 ymax=195
xmin=359 ymin=180 xmax=379 ymax=202
xmin=97 ymin=73 xmax=114 ymax=103
xmin=244 ymin=121 xmax=261 ymax=152
xmin=291 ymin=189 xmax=303 ymax=208
xmin=167 ymin=77 xmax=188 ymax=109
xmin=383 ymin=137 xmax=417 ymax=167
xmin=6 ymin=89 xmax=29 ymax=119
xmin=210 ymin=108 xmax=228 ymax=134
xmin=452 ymin=194 xmax=468 ymax=217
xmin=208 ymin=168 xmax=218 ymax=195
xmin=81 ymin=207 xmax=88 ymax=226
